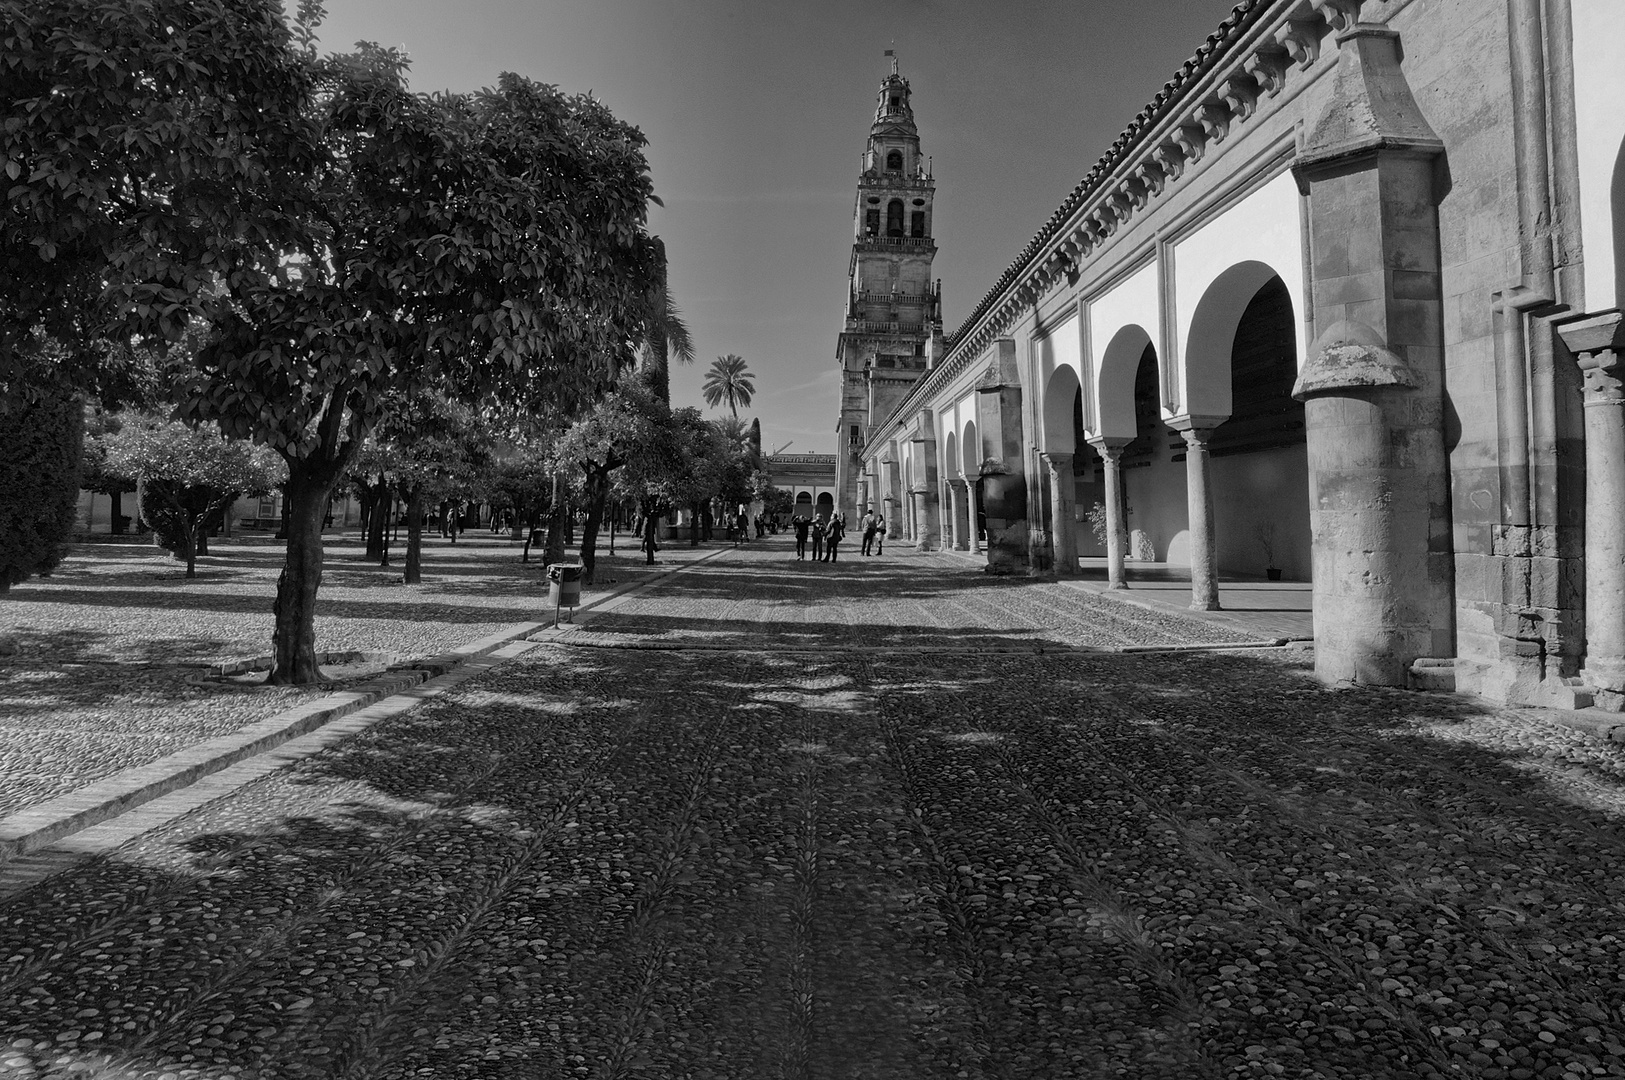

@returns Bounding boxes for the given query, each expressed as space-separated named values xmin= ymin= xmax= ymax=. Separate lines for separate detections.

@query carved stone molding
xmin=1309 ymin=0 xmax=1363 ymax=32
xmin=1193 ymin=101 xmax=1231 ymax=143
xmin=1245 ymin=46 xmax=1291 ymax=96
xmin=1274 ymin=16 xmax=1323 ymax=69
xmin=1171 ymin=122 xmax=1208 ymax=166
xmin=1221 ymin=74 xmax=1259 ymax=122
xmin=1153 ymin=140 xmax=1187 ymax=183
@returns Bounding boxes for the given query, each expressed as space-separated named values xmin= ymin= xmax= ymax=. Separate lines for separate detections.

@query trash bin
xmin=547 ymin=561 xmax=583 ymax=622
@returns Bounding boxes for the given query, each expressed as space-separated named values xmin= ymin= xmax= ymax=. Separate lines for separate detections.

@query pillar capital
xmin=1557 ymin=310 xmax=1625 ymax=402
xmin=1169 ymin=416 xmax=1227 ymax=444
xmin=1088 ymin=435 xmax=1133 ymax=461
xmin=1040 ymin=450 xmax=1074 ymax=469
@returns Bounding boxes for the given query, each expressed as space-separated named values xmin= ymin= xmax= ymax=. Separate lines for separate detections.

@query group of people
xmin=790 ymin=507 xmax=888 ymax=562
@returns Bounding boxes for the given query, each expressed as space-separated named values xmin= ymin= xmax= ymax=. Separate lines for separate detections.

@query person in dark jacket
xmin=824 ymin=512 xmax=846 ymax=562
xmin=792 ymin=514 xmax=811 ymax=560
xmin=810 ymin=516 xmax=825 ymax=562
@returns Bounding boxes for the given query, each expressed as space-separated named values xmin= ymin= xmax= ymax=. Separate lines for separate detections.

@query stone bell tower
xmin=833 ymin=54 xmax=945 ymax=521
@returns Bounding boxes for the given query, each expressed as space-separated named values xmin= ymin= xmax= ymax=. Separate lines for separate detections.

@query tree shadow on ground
xmin=1 ymin=647 xmax=1622 ymax=1077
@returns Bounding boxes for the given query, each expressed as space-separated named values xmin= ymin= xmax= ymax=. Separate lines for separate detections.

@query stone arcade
xmin=837 ymin=0 xmax=1625 ymax=707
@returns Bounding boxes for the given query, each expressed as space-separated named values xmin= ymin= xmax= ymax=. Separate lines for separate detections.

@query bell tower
xmin=833 ymin=54 xmax=944 ymax=521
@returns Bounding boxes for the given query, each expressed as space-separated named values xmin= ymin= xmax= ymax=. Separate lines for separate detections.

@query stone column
xmin=1171 ymin=422 xmax=1221 ymax=611
xmin=968 ymin=478 xmax=983 ymax=555
xmin=1043 ymin=452 xmax=1078 ymax=575
xmin=1558 ymin=311 xmax=1625 ymax=705
xmin=882 ymin=454 xmax=903 ymax=539
xmin=947 ymin=478 xmax=969 ymax=550
xmin=1290 ymin=21 xmax=1453 ymax=687
xmin=975 ymin=339 xmax=1028 ymax=574
xmin=1090 ymin=437 xmax=1131 ymax=589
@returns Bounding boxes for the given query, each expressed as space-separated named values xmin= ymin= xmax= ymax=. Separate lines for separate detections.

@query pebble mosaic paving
xmin=1 ymin=539 xmax=1622 ymax=1078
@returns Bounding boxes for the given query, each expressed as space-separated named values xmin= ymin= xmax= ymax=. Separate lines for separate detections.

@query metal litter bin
xmin=547 ymin=561 xmax=583 ymax=624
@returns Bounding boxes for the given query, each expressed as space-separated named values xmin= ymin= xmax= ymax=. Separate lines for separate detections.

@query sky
xmin=314 ymin=0 xmax=1242 ymax=456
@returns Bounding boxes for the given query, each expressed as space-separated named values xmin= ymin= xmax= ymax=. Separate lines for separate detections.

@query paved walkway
xmin=1 ymin=535 xmax=1623 ymax=1079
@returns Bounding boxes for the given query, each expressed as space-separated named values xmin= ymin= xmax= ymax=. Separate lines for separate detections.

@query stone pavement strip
xmin=0 ymin=544 xmax=729 ymax=878
xmin=0 ymin=535 xmax=1622 ymax=1079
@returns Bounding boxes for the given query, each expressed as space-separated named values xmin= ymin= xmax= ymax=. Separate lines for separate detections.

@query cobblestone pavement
xmin=0 ymin=536 xmax=696 ymax=818
xmin=2 ymin=537 xmax=1624 ymax=1078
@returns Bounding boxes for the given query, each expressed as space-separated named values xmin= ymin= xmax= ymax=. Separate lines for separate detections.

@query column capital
xmin=1556 ymin=309 xmax=1625 ymax=366
xmin=1088 ymin=435 xmax=1133 ymax=459
xmin=1040 ymin=450 xmax=1075 ymax=468
xmin=1168 ymin=415 xmax=1227 ymax=443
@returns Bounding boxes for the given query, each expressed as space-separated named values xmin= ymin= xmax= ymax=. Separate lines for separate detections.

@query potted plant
xmin=1257 ymin=520 xmax=1282 ymax=580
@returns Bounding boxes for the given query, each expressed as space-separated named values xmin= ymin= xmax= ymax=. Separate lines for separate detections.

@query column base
xmin=1189 ymin=599 xmax=1221 ymax=612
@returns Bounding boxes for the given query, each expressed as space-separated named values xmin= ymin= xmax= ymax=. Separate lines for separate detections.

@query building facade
xmin=832 ymin=58 xmax=945 ymax=534
xmin=844 ymin=0 xmax=1625 ymax=708
xmin=765 ymin=453 xmax=839 ymax=521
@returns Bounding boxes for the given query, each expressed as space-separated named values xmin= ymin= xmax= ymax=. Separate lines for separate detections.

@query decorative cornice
xmin=856 ymin=0 xmax=1354 ymax=460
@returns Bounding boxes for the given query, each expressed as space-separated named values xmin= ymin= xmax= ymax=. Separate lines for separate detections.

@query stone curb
xmin=0 ymin=548 xmax=730 ymax=869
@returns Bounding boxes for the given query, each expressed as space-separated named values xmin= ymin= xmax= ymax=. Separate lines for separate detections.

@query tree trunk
xmin=365 ymin=477 xmax=389 ymax=560
xmin=403 ymin=486 xmax=424 ymax=585
xmin=579 ymin=467 xmax=608 ymax=585
xmin=275 ymin=489 xmax=291 ymax=540
xmin=110 ymin=487 xmax=125 ymax=534
xmin=181 ymin=516 xmax=199 ymax=578
xmin=643 ymin=509 xmax=658 ymax=565
xmin=269 ymin=465 xmax=338 ymax=685
xmin=543 ymin=471 xmax=567 ymax=567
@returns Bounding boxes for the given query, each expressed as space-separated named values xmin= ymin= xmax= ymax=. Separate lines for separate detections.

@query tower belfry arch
xmin=832 ymin=55 xmax=945 ymax=528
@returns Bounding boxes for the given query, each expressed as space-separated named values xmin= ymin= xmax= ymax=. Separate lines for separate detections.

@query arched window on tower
xmin=885 ymin=150 xmax=902 ymax=172
xmin=886 ymin=199 xmax=904 ymax=237
xmin=864 ymin=208 xmax=879 ymax=236
xmin=910 ymin=211 xmax=925 ymax=238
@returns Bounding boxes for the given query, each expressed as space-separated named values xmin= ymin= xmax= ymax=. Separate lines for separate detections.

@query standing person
xmin=825 ymin=511 xmax=845 ymax=562
xmin=793 ymin=514 xmax=811 ymax=560
xmin=874 ymin=513 xmax=886 ymax=556
xmin=860 ymin=507 xmax=879 ymax=556
xmin=810 ymin=516 xmax=825 ymax=562
xmin=736 ymin=509 xmax=750 ymax=545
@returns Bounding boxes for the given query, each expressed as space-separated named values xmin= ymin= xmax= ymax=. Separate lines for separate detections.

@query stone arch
xmin=1041 ymin=364 xmax=1082 ymax=455
xmin=1095 ymin=323 xmax=1155 ymax=441
xmin=960 ymin=420 xmax=978 ymax=477
xmin=1180 ymin=260 xmax=1285 ymax=420
xmin=944 ymin=427 xmax=960 ymax=477
xmin=816 ymin=492 xmax=833 ymax=520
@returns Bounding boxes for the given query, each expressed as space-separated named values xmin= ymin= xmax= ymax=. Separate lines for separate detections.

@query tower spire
xmin=886 ymin=47 xmax=897 ymax=76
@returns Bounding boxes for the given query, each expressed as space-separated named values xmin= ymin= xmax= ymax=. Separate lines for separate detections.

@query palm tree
xmin=637 ymin=238 xmax=695 ymax=403
xmin=702 ymin=354 xmax=755 ymax=417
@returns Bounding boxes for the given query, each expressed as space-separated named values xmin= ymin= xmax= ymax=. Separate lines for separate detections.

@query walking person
xmin=825 ymin=511 xmax=845 ymax=562
xmin=860 ymin=507 xmax=879 ymax=556
xmin=793 ymin=514 xmax=811 ymax=560
xmin=810 ymin=516 xmax=825 ymax=562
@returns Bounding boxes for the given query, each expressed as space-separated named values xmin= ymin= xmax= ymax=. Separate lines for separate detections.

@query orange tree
xmin=4 ymin=2 xmax=659 ymax=681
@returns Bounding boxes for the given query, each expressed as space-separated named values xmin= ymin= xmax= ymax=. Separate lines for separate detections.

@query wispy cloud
xmin=759 ymin=369 xmax=841 ymax=398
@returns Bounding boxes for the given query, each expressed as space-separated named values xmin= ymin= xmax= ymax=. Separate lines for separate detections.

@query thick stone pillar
xmin=1291 ymin=21 xmax=1453 ymax=687
xmin=883 ymin=453 xmax=903 ymax=540
xmin=975 ymin=339 xmax=1028 ymax=574
xmin=1172 ymin=421 xmax=1222 ymax=611
xmin=969 ymin=479 xmax=983 ymax=555
xmin=947 ymin=478 xmax=969 ymax=550
xmin=909 ymin=419 xmax=941 ymax=550
xmin=1043 ymin=452 xmax=1078 ymax=575
xmin=1557 ymin=311 xmax=1625 ymax=706
xmin=1090 ymin=437 xmax=1130 ymax=589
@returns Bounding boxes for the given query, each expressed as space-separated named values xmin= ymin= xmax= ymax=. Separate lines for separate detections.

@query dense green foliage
xmin=0 ymin=391 xmax=84 ymax=590
xmin=103 ymin=415 xmax=284 ymax=576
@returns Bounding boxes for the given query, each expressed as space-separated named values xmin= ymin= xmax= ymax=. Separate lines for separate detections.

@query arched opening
xmin=1119 ymin=342 xmax=1185 ymax=565
xmin=1198 ymin=271 xmax=1310 ymax=580
xmin=962 ymin=421 xmax=984 ymax=543
xmin=815 ymin=492 xmax=833 ymax=521
xmin=886 ymin=199 xmax=904 ymax=237
xmin=886 ymin=149 xmax=903 ymax=172
xmin=795 ymin=491 xmax=813 ymax=516
xmin=960 ymin=421 xmax=978 ymax=478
